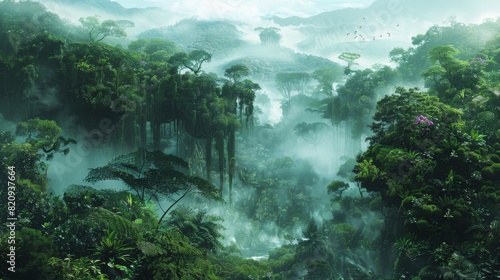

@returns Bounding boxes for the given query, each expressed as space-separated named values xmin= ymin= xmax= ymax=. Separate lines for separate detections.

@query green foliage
xmin=63 ymin=185 xmax=105 ymax=213
xmin=7 ymin=228 xmax=55 ymax=279
xmin=16 ymin=118 xmax=61 ymax=146
xmin=108 ymin=190 xmax=158 ymax=229
xmin=128 ymin=38 xmax=181 ymax=56
xmin=15 ymin=118 xmax=75 ymax=160
xmin=139 ymin=228 xmax=220 ymax=280
xmin=86 ymin=148 xmax=220 ymax=202
xmin=428 ymin=45 xmax=459 ymax=63
xmin=296 ymin=220 xmax=334 ymax=270
xmin=85 ymin=148 xmax=222 ymax=231
xmin=422 ymin=45 xmax=484 ymax=104
xmin=168 ymin=49 xmax=212 ymax=75
xmin=311 ymin=66 xmax=343 ymax=97
xmin=366 ymin=87 xmax=462 ymax=150
xmin=331 ymin=223 xmax=360 ymax=251
xmin=358 ymin=84 xmax=500 ymax=276
xmin=275 ymin=72 xmax=312 ymax=111
xmin=224 ymin=63 xmax=250 ymax=83
xmin=10 ymin=179 xmax=52 ymax=228
xmin=139 ymin=19 xmax=244 ymax=57
xmin=393 ymin=234 xmax=417 ymax=254
xmin=390 ymin=19 xmax=500 ymax=82
xmin=93 ymin=230 xmax=137 ymax=279
xmin=337 ymin=157 xmax=357 ymax=179
xmin=48 ymin=256 xmax=108 ymax=280
xmin=327 ymin=180 xmax=349 ymax=199
xmin=167 ymin=206 xmax=225 ymax=252
xmin=481 ymin=163 xmax=500 ymax=180
xmin=310 ymin=66 xmax=398 ymax=155
xmin=356 ymin=159 xmax=380 ymax=182
xmin=268 ymin=244 xmax=296 ymax=277
xmin=217 ymin=255 xmax=271 ymax=280
xmin=271 ymin=156 xmax=295 ymax=175
xmin=0 ymin=141 xmax=46 ymax=186
xmin=49 ymin=187 xmax=140 ymax=258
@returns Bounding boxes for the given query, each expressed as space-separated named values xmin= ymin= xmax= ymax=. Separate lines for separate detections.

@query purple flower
xmin=414 ymin=115 xmax=434 ymax=126
xmin=470 ymin=57 xmax=486 ymax=66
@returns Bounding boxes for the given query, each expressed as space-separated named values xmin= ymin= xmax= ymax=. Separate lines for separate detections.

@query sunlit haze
xmin=114 ymin=0 xmax=376 ymax=19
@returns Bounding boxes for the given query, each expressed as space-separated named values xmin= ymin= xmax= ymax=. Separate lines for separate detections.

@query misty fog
xmin=1 ymin=0 xmax=500 ymax=279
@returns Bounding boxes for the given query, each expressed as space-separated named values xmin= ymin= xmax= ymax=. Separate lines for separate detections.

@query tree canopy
xmin=79 ymin=15 xmax=133 ymax=42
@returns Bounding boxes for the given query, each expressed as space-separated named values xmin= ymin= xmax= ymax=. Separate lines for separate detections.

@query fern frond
xmin=83 ymin=208 xmax=139 ymax=240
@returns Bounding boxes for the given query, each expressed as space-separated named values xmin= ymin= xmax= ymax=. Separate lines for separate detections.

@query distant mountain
xmin=37 ymin=0 xmax=172 ymax=41
xmin=138 ymin=19 xmax=246 ymax=58
xmin=52 ymin=0 xmax=127 ymax=14
xmin=37 ymin=0 xmax=162 ymax=17
xmin=271 ymin=0 xmax=500 ymax=58
xmin=271 ymin=7 xmax=360 ymax=28
xmin=272 ymin=0 xmax=500 ymax=27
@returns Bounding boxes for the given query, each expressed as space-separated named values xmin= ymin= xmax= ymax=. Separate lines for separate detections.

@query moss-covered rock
xmin=482 ymin=163 xmax=500 ymax=180
xmin=401 ymin=196 xmax=416 ymax=210
xmin=416 ymin=219 xmax=430 ymax=232
xmin=421 ymin=204 xmax=442 ymax=218
xmin=490 ymin=153 xmax=500 ymax=163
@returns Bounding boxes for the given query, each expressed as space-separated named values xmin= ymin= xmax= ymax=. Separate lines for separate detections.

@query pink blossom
xmin=414 ymin=115 xmax=434 ymax=126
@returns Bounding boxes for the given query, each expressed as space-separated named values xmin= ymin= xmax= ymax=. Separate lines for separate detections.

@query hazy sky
xmin=114 ymin=0 xmax=376 ymax=19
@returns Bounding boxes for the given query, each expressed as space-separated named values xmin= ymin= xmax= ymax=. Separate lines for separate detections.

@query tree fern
xmin=84 ymin=148 xmax=222 ymax=230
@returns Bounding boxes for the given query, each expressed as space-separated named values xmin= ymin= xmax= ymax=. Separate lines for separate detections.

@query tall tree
xmin=338 ymin=52 xmax=361 ymax=76
xmin=168 ymin=50 xmax=212 ymax=75
xmin=254 ymin=27 xmax=282 ymax=46
xmin=222 ymin=64 xmax=260 ymax=207
xmin=355 ymin=87 xmax=500 ymax=278
xmin=422 ymin=45 xmax=484 ymax=104
xmin=79 ymin=16 xmax=134 ymax=42
xmin=275 ymin=72 xmax=310 ymax=114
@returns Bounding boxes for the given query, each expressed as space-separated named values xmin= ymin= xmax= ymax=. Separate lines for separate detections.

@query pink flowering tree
xmin=414 ymin=115 xmax=434 ymax=126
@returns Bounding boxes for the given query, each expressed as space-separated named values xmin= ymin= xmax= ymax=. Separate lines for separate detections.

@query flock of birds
xmin=346 ymin=17 xmax=399 ymax=41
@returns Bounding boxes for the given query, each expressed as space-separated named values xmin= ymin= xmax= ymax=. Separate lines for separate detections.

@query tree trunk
xmin=206 ymin=133 xmax=212 ymax=182
xmin=139 ymin=96 xmax=147 ymax=148
xmin=227 ymin=125 xmax=235 ymax=208
xmin=156 ymin=188 xmax=191 ymax=231
xmin=215 ymin=135 xmax=224 ymax=200
xmin=344 ymin=120 xmax=351 ymax=157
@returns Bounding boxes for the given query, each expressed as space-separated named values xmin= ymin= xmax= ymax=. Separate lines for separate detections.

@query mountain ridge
xmin=37 ymin=0 xmax=164 ymax=17
xmin=271 ymin=0 xmax=500 ymax=27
